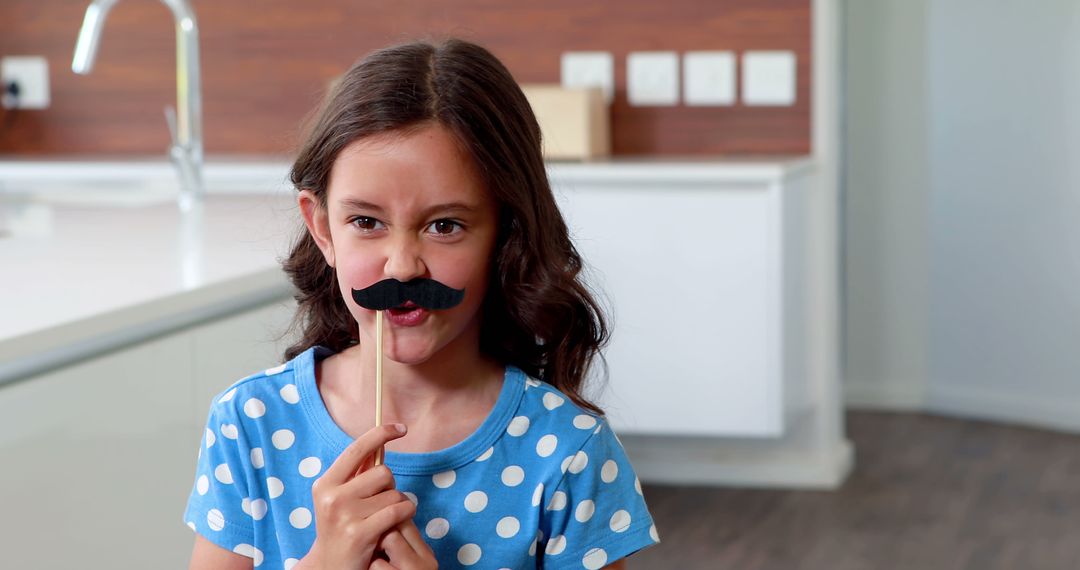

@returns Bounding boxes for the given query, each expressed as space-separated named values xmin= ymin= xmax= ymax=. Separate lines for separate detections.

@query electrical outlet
xmin=561 ymin=52 xmax=614 ymax=104
xmin=627 ymin=52 xmax=679 ymax=107
xmin=2 ymin=56 xmax=51 ymax=109
xmin=742 ymin=51 xmax=796 ymax=106
xmin=684 ymin=51 xmax=736 ymax=106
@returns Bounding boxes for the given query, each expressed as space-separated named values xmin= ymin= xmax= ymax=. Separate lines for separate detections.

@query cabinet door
xmin=0 ymin=333 xmax=197 ymax=567
xmin=555 ymin=184 xmax=781 ymax=436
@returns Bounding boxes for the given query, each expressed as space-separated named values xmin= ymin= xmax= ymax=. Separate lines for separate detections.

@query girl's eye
xmin=427 ymin=219 xmax=463 ymax=236
xmin=351 ymin=216 xmax=385 ymax=231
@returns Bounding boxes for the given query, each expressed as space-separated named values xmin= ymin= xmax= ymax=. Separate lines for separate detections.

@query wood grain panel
xmin=0 ymin=0 xmax=810 ymax=157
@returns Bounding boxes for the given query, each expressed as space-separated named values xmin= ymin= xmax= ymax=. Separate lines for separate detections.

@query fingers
xmin=370 ymin=559 xmax=398 ymax=570
xmin=381 ymin=521 xmax=437 ymax=569
xmin=320 ymin=424 xmax=407 ymax=486
xmin=344 ymin=464 xmax=397 ymax=499
xmin=363 ymin=498 xmax=418 ymax=544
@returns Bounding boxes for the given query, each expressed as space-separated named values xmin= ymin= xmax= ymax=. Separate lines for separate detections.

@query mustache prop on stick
xmin=351 ymin=278 xmax=465 ymax=466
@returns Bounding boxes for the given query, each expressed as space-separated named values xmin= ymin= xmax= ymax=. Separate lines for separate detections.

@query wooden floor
xmin=631 ymin=411 xmax=1080 ymax=570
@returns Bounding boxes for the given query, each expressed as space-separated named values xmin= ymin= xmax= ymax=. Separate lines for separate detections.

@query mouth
xmin=388 ymin=301 xmax=419 ymax=314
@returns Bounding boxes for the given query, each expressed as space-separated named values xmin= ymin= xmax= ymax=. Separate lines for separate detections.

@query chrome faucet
xmin=72 ymin=0 xmax=205 ymax=211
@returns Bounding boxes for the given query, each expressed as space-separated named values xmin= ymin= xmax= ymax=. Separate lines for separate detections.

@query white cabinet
xmin=552 ymin=163 xmax=811 ymax=437
xmin=0 ymin=299 xmax=296 ymax=568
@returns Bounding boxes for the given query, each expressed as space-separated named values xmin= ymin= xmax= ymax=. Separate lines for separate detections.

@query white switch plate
xmin=742 ymin=51 xmax=796 ymax=106
xmin=1 ymin=56 xmax=51 ymax=109
xmin=627 ymin=51 xmax=679 ymax=106
xmin=683 ymin=51 xmax=736 ymax=106
xmin=561 ymin=51 xmax=614 ymax=104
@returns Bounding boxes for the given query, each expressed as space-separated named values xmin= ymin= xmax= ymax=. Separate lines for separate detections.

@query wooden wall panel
xmin=0 ymin=0 xmax=810 ymax=157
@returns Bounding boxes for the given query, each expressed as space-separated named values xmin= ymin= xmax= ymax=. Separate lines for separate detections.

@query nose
xmin=383 ymin=234 xmax=427 ymax=283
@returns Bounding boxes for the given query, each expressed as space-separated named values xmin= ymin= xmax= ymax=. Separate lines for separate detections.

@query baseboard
xmin=844 ymin=380 xmax=926 ymax=411
xmin=926 ymin=383 xmax=1080 ymax=434
xmin=624 ymin=436 xmax=855 ymax=490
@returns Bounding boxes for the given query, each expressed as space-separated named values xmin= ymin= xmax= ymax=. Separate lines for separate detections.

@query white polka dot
xmin=649 ymin=524 xmax=660 ymax=542
xmin=496 ymin=516 xmax=520 ymax=538
xmin=457 ymin=543 xmax=482 ymax=565
xmin=220 ymin=423 xmax=239 ymax=440
xmin=545 ymin=534 xmax=567 ymax=555
xmin=568 ymin=451 xmax=589 ymax=474
xmin=532 ymin=483 xmax=545 ymax=507
xmin=601 ymin=459 xmax=619 ymax=483
xmin=214 ymin=464 xmax=234 ymax=484
xmin=272 ymin=429 xmax=295 ymax=450
xmin=433 ymin=470 xmax=456 ymax=488
xmin=575 ymin=499 xmax=596 ymax=523
xmin=289 ymin=507 xmax=312 ymax=529
xmin=573 ymin=414 xmax=597 ymax=430
xmin=476 ymin=446 xmax=494 ymax=462
xmin=502 ymin=465 xmax=525 ymax=487
xmin=464 ymin=490 xmax=488 ymax=513
xmin=280 ymin=384 xmax=300 ymax=404
xmin=218 ymin=388 xmax=237 ymax=403
xmin=205 ymin=428 xmax=216 ymax=448
xmin=536 ymin=434 xmax=558 ymax=457
xmin=250 ymin=499 xmax=268 ymax=520
xmin=267 ymin=477 xmax=284 ymax=499
xmin=196 ymin=475 xmax=209 ymax=495
xmin=525 ymin=378 xmax=542 ymax=388
xmin=243 ymin=398 xmax=266 ymax=419
xmin=186 ymin=521 xmax=196 ymax=531
xmin=403 ymin=491 xmax=418 ymax=505
xmin=284 ymin=559 xmax=299 ymax=570
xmin=426 ymin=517 xmax=450 ymax=539
xmin=610 ymin=510 xmax=631 ymax=532
xmin=529 ymin=537 xmax=538 ymax=556
xmin=560 ymin=456 xmax=573 ymax=473
xmin=635 ymin=476 xmax=643 ymax=495
xmin=233 ymin=543 xmax=254 ymax=559
xmin=250 ymin=448 xmax=265 ymax=469
xmin=543 ymin=392 xmax=565 ymax=410
xmin=264 ymin=363 xmax=287 ymax=375
xmin=207 ymin=508 xmax=225 ymax=531
xmin=547 ymin=491 xmax=567 ymax=511
xmin=241 ymin=497 xmax=252 ymax=516
xmin=583 ymin=548 xmax=608 ymax=569
xmin=507 ymin=415 xmax=530 ymax=437
xmin=298 ymin=457 xmax=322 ymax=478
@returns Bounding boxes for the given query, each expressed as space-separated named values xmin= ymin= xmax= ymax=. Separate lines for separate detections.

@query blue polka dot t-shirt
xmin=184 ymin=346 xmax=660 ymax=568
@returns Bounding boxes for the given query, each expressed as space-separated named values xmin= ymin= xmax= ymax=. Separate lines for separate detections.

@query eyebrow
xmin=338 ymin=198 xmax=478 ymax=219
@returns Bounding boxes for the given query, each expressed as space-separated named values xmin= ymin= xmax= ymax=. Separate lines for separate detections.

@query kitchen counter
xmin=0 ymin=156 xmax=814 ymax=387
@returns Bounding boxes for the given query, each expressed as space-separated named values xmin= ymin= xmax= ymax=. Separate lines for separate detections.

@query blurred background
xmin=1 ymin=0 xmax=1077 ymax=568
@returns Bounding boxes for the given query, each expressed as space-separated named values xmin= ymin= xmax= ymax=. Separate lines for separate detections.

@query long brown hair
xmin=282 ymin=38 xmax=608 ymax=414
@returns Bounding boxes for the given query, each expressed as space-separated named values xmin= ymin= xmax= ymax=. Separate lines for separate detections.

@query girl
xmin=185 ymin=38 xmax=659 ymax=569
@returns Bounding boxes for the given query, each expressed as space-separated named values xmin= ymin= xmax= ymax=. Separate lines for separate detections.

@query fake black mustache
xmin=351 ymin=278 xmax=465 ymax=311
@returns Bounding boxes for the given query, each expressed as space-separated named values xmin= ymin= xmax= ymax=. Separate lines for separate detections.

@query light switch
xmin=627 ymin=51 xmax=679 ymax=107
xmin=561 ymin=52 xmax=614 ymax=104
xmin=683 ymin=51 xmax=736 ymax=106
xmin=742 ymin=51 xmax=796 ymax=106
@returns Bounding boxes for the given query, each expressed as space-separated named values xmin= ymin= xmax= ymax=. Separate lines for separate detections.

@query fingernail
xmin=393 ymin=423 xmax=407 ymax=434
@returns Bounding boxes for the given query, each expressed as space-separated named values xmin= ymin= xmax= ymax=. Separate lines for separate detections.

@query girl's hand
xmin=371 ymin=519 xmax=438 ymax=569
xmin=296 ymin=423 xmax=415 ymax=569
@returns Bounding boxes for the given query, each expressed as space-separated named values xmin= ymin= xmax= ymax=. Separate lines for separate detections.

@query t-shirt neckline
xmin=296 ymin=345 xmax=525 ymax=476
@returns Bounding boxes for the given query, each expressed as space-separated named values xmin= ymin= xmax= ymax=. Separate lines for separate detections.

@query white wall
xmin=926 ymin=0 xmax=1080 ymax=430
xmin=842 ymin=0 xmax=930 ymax=410
xmin=844 ymin=0 xmax=1080 ymax=431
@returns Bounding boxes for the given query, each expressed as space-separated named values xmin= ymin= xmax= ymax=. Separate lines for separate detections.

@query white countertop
xmin=0 ymin=156 xmax=813 ymax=384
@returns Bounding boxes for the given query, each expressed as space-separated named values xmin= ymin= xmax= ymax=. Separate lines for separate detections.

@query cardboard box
xmin=521 ymin=84 xmax=610 ymax=161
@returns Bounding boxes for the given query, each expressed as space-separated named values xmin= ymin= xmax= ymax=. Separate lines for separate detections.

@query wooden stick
xmin=374 ymin=309 xmax=384 ymax=466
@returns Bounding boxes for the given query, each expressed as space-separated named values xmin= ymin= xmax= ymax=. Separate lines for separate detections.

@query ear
xmin=298 ymin=189 xmax=336 ymax=268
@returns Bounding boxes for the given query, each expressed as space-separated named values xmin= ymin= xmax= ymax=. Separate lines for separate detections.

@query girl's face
xmin=301 ymin=123 xmax=499 ymax=365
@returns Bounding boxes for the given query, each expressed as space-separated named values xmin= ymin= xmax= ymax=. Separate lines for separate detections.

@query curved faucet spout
xmin=72 ymin=0 xmax=204 ymax=210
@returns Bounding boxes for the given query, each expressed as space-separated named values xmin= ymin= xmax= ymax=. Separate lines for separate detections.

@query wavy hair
xmin=281 ymin=39 xmax=609 ymax=414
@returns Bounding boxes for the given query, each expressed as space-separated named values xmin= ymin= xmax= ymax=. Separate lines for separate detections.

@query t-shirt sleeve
xmin=539 ymin=419 xmax=660 ymax=569
xmin=182 ymin=393 xmax=255 ymax=551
